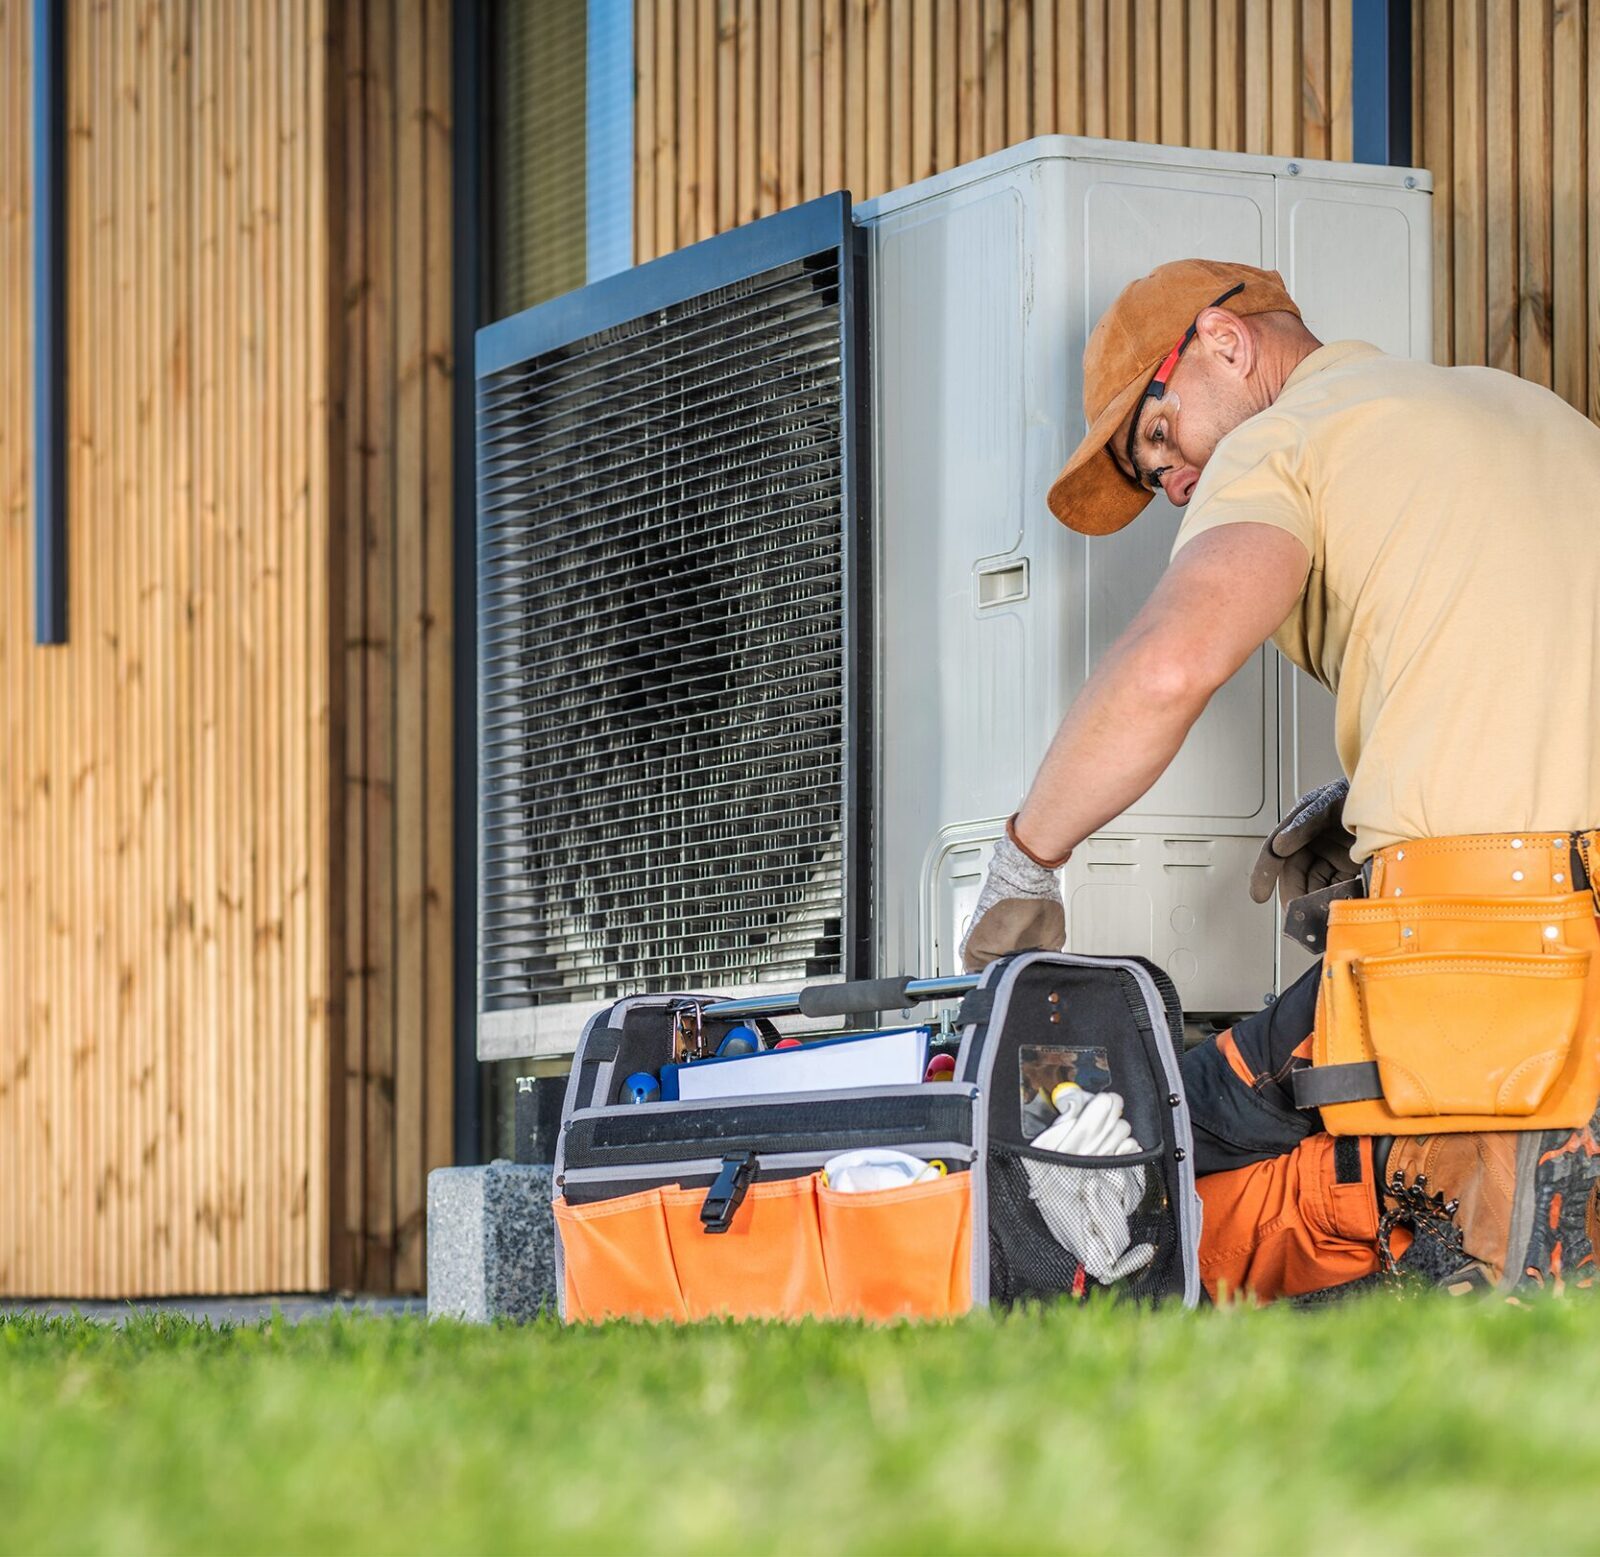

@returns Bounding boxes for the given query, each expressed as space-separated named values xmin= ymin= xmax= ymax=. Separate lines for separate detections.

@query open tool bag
xmin=551 ymin=951 xmax=1202 ymax=1323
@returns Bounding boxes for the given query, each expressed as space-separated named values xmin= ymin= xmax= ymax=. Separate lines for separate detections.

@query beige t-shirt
xmin=1171 ymin=340 xmax=1600 ymax=861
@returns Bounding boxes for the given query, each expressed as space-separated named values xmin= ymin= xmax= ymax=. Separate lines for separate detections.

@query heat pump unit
xmin=476 ymin=137 xmax=1432 ymax=1061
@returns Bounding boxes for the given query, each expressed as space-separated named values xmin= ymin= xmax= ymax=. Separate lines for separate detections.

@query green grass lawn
xmin=2 ymin=1296 xmax=1598 ymax=1556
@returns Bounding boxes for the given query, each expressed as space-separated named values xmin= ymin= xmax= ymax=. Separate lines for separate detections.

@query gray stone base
xmin=426 ymin=1161 xmax=557 ymax=1324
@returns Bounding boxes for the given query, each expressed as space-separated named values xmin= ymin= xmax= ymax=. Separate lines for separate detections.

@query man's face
xmin=1109 ymin=309 xmax=1260 ymax=508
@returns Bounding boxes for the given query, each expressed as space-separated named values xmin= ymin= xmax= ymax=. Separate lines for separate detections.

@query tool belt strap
xmin=1292 ymin=1061 xmax=1382 ymax=1109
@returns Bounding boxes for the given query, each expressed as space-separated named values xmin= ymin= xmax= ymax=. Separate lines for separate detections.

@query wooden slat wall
xmin=634 ymin=0 xmax=1355 ymax=262
xmin=0 ymin=0 xmax=334 ymax=1297
xmin=1415 ymin=0 xmax=1598 ymax=421
xmin=0 ymin=0 xmax=451 ymax=1298
xmin=333 ymin=0 xmax=455 ymax=1296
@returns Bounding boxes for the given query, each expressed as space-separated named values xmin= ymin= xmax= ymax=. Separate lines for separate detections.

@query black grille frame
xmin=475 ymin=197 xmax=869 ymax=1045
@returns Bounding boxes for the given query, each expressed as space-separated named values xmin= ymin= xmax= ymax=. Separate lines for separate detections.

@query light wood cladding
xmin=633 ymin=0 xmax=1357 ymax=262
xmin=334 ymin=0 xmax=455 ymax=1295
xmin=0 ymin=0 xmax=451 ymax=1298
xmin=1415 ymin=0 xmax=1598 ymax=421
xmin=0 ymin=0 xmax=334 ymax=1297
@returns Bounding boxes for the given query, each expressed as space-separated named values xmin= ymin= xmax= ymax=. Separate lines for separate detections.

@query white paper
xmin=673 ymin=1027 xmax=930 ymax=1101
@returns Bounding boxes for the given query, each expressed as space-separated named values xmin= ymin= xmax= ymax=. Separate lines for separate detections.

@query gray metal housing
xmin=856 ymin=136 xmax=1432 ymax=1017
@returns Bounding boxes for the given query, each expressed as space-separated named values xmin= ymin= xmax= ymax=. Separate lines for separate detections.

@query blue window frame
xmin=1352 ymin=0 xmax=1413 ymax=167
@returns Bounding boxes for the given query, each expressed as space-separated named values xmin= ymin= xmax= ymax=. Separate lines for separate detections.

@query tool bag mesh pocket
xmin=969 ymin=953 xmax=1200 ymax=1307
xmin=987 ymin=1144 xmax=1182 ymax=1304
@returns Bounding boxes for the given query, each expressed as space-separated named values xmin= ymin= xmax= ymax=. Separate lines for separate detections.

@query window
xmin=490 ymin=0 xmax=633 ymax=317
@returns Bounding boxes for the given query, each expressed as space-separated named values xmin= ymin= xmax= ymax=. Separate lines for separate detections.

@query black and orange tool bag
xmin=551 ymin=951 xmax=1202 ymax=1323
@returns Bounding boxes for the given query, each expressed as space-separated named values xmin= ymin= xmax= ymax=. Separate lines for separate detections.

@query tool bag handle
xmin=702 ymin=973 xmax=980 ymax=1021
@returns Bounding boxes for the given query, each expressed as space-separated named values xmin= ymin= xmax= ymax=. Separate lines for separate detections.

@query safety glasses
xmin=1123 ymin=281 xmax=1246 ymax=491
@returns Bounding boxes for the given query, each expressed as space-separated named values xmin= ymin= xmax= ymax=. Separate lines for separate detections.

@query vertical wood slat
xmin=655 ymin=0 xmax=676 ymax=258
xmin=1453 ymin=0 xmax=1487 ymax=368
xmin=821 ymin=0 xmax=842 ymax=193
xmin=1187 ymin=0 xmax=1214 ymax=148
xmin=866 ymin=0 xmax=888 ymax=196
xmin=957 ymin=0 xmax=981 ymax=163
xmin=982 ymin=0 xmax=1006 ymax=153
xmin=1484 ymin=0 xmax=1517 ymax=373
xmin=697 ymin=0 xmax=716 ymax=239
xmin=911 ymin=0 xmax=935 ymax=179
xmin=934 ymin=0 xmax=956 ymax=170
xmin=1419 ymin=0 xmax=1454 ymax=365
xmin=422 ymin=0 xmax=456 ymax=1278
xmin=389 ymin=0 xmax=427 ymax=1295
xmin=1552 ymin=0 xmax=1587 ymax=413
xmin=777 ymin=0 xmax=800 ymax=207
xmin=1510 ymin=0 xmax=1548 ymax=385
xmin=359 ymin=0 xmax=396 ymax=1296
xmin=1007 ymin=0 xmax=1031 ymax=145
xmin=890 ymin=0 xmax=911 ymax=189
xmin=758 ymin=0 xmax=779 ymax=214
xmin=675 ymin=0 xmax=696 ymax=248
xmin=1083 ymin=0 xmax=1107 ymax=137
xmin=337 ymin=0 xmax=370 ymax=1297
xmin=844 ymin=0 xmax=866 ymax=195
xmin=1058 ymin=0 xmax=1083 ymax=137
xmin=738 ymin=0 xmax=759 ymax=223
xmin=1590 ymin=0 xmax=1600 ymax=422
xmin=1032 ymin=0 xmax=1054 ymax=136
xmin=803 ymin=0 xmax=824 ymax=199
xmin=1328 ymin=0 xmax=1352 ymax=162
xmin=1300 ymin=0 xmax=1327 ymax=161
xmin=1107 ymin=0 xmax=1132 ymax=141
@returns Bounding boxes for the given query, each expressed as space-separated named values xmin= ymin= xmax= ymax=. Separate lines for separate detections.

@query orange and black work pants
xmin=1181 ymin=961 xmax=1383 ymax=1302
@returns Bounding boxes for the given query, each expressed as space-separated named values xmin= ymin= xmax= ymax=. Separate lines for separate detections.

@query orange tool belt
xmin=1295 ymin=830 xmax=1600 ymax=1136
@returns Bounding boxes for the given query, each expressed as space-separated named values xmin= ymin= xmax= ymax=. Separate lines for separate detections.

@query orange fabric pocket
xmin=818 ymin=1171 xmax=973 ymax=1322
xmin=661 ymin=1175 xmax=832 ymax=1321
xmin=555 ymin=1188 xmax=688 ymax=1324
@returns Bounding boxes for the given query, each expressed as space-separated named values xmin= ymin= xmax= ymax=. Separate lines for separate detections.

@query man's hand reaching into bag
xmin=958 ymin=826 xmax=1066 ymax=972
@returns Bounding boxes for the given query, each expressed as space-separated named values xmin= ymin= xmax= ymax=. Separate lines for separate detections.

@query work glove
xmin=1250 ymin=779 xmax=1359 ymax=952
xmin=1023 ymin=1088 xmax=1155 ymax=1285
xmin=959 ymin=831 xmax=1066 ymax=973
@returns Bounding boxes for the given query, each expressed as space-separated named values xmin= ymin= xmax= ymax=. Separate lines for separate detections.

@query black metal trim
xmin=451 ymin=0 xmax=489 ymax=1164
xmin=475 ymin=192 xmax=853 ymax=378
xmin=1352 ymin=0 xmax=1413 ymax=167
xmin=32 ymin=0 xmax=66 ymax=646
xmin=840 ymin=215 xmax=873 ymax=981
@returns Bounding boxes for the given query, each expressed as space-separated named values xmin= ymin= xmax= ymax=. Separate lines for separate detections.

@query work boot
xmin=1379 ymin=1132 xmax=1517 ymax=1290
xmin=1379 ymin=1105 xmax=1600 ymax=1295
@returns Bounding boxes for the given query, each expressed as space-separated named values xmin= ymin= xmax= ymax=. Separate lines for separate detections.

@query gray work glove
xmin=959 ymin=832 xmax=1066 ymax=972
xmin=1251 ymin=779 xmax=1359 ymax=952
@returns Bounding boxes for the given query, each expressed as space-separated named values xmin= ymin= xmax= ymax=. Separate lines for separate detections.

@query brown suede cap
xmin=1047 ymin=259 xmax=1302 ymax=535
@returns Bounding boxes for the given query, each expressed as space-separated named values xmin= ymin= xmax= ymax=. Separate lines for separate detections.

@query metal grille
xmin=478 ymin=223 xmax=860 ymax=1019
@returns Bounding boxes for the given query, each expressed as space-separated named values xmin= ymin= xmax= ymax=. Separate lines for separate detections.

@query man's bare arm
xmin=1013 ymin=523 xmax=1310 ymax=862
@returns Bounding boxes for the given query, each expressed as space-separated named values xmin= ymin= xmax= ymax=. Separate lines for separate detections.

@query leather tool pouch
xmin=1299 ymin=891 xmax=1600 ymax=1136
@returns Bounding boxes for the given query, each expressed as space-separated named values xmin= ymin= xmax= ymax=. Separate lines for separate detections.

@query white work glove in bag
xmin=1023 ymin=1088 xmax=1155 ymax=1284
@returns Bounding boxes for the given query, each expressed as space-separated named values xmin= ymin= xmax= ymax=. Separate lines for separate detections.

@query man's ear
xmin=1194 ymin=308 xmax=1255 ymax=378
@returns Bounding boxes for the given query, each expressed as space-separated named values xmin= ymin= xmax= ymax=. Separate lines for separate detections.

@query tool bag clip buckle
xmin=699 ymin=1152 xmax=760 ymax=1234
